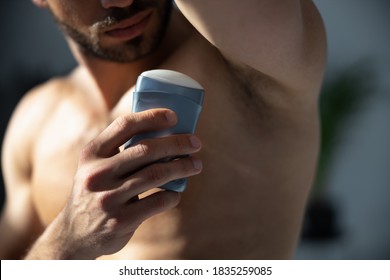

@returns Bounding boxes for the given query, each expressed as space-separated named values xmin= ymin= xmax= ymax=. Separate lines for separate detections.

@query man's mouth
xmin=105 ymin=10 xmax=152 ymax=40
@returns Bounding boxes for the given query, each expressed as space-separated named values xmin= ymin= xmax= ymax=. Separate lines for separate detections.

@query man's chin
xmin=80 ymin=47 xmax=155 ymax=64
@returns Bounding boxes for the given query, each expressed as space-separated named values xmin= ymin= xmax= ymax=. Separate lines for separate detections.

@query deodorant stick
xmin=124 ymin=69 xmax=204 ymax=192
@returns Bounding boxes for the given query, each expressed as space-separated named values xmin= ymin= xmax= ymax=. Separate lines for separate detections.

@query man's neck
xmin=68 ymin=9 xmax=192 ymax=111
xmin=71 ymin=44 xmax=167 ymax=110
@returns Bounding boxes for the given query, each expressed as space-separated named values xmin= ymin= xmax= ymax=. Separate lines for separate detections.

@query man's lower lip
xmin=105 ymin=14 xmax=151 ymax=40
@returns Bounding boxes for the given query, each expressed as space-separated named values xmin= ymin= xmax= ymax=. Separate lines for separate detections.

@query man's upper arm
xmin=175 ymin=0 xmax=327 ymax=93
xmin=0 ymin=90 xmax=45 ymax=259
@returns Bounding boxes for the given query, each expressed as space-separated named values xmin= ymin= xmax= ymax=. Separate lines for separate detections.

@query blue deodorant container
xmin=124 ymin=69 xmax=204 ymax=192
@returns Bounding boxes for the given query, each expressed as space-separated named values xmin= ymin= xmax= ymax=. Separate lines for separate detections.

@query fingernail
xmin=189 ymin=135 xmax=201 ymax=149
xmin=165 ymin=111 xmax=177 ymax=124
xmin=192 ymin=158 xmax=203 ymax=171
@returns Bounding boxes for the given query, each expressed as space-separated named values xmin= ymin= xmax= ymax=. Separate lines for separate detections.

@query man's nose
xmin=100 ymin=0 xmax=135 ymax=9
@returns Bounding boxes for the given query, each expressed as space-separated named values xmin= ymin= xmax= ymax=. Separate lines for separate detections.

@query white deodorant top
xmin=140 ymin=69 xmax=203 ymax=90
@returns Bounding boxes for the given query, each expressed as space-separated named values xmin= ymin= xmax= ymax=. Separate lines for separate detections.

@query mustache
xmin=95 ymin=1 xmax=156 ymax=29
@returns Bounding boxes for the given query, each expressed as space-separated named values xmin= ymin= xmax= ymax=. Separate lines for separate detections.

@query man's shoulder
xmin=18 ymin=73 xmax=77 ymax=118
xmin=26 ymin=75 xmax=74 ymax=103
xmin=4 ymin=75 xmax=74 ymax=147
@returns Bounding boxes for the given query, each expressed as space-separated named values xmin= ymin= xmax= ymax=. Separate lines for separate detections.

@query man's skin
xmin=0 ymin=0 xmax=326 ymax=259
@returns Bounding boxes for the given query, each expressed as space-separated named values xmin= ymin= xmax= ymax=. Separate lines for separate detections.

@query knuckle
xmin=122 ymin=177 xmax=139 ymax=193
xmin=80 ymin=140 xmax=98 ymax=161
xmin=174 ymin=136 xmax=187 ymax=153
xmin=79 ymin=163 xmax=111 ymax=191
xmin=179 ymin=158 xmax=192 ymax=173
xmin=106 ymin=218 xmax=121 ymax=232
xmin=147 ymin=164 xmax=168 ymax=182
xmin=101 ymin=215 xmax=124 ymax=235
xmin=133 ymin=142 xmax=152 ymax=158
xmin=143 ymin=109 xmax=159 ymax=123
xmin=97 ymin=192 xmax=112 ymax=210
xmin=114 ymin=115 xmax=131 ymax=132
xmin=81 ymin=169 xmax=101 ymax=190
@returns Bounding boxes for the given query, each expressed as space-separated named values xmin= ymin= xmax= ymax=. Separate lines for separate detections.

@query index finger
xmin=92 ymin=109 xmax=177 ymax=157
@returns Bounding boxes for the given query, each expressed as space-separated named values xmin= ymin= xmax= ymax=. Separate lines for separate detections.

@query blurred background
xmin=1 ymin=1 xmax=389 ymax=259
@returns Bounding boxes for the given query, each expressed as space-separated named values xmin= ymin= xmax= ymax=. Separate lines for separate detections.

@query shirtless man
xmin=0 ymin=0 xmax=326 ymax=259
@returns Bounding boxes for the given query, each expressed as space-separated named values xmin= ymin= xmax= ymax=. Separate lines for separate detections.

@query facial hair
xmin=52 ymin=0 xmax=173 ymax=63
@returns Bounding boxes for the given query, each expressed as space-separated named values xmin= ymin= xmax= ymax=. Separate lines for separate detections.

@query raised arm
xmin=175 ymin=0 xmax=327 ymax=259
xmin=175 ymin=0 xmax=326 ymax=93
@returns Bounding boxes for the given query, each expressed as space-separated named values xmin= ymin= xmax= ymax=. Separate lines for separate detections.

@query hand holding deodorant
xmin=124 ymin=70 xmax=204 ymax=192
